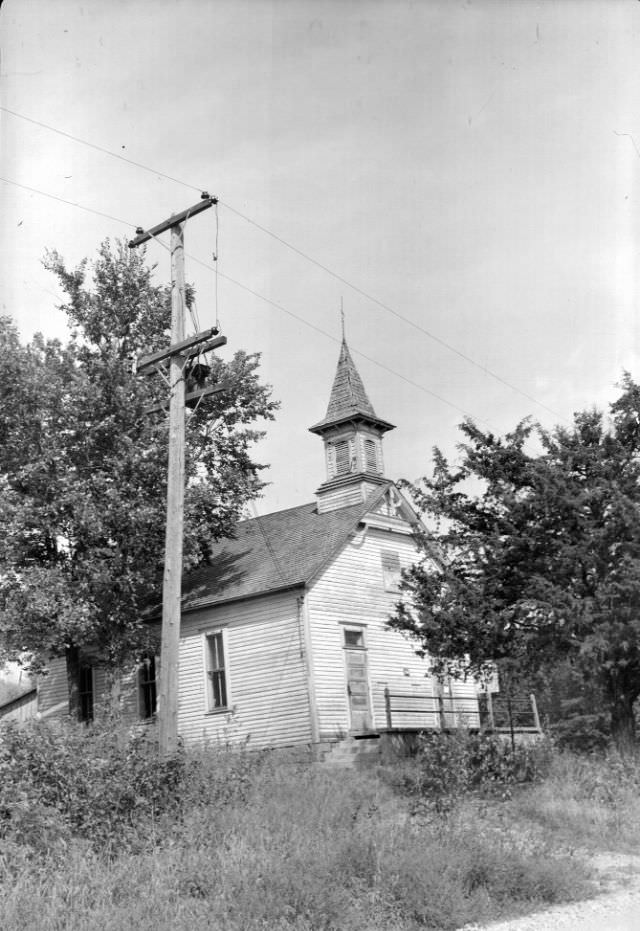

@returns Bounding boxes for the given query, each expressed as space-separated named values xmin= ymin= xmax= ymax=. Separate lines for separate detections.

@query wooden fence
xmin=383 ymin=689 xmax=541 ymax=733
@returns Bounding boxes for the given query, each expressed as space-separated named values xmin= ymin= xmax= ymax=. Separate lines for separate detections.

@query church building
xmin=34 ymin=338 xmax=487 ymax=758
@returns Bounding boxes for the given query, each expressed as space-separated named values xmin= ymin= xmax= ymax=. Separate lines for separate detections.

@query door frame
xmin=342 ymin=624 xmax=373 ymax=733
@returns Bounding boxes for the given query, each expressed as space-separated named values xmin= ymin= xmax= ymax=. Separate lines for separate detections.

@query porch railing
xmin=383 ymin=688 xmax=541 ymax=733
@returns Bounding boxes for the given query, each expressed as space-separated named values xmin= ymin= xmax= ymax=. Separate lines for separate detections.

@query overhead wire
xmin=219 ymin=201 xmax=564 ymax=420
xmin=1 ymin=105 xmax=563 ymax=421
xmin=0 ymin=175 xmax=133 ymax=226
xmin=0 ymin=106 xmax=202 ymax=194
xmin=2 ymin=175 xmax=488 ymax=423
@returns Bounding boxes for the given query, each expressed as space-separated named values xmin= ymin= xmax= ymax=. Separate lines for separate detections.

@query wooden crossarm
xmin=144 ymin=381 xmax=232 ymax=417
xmin=128 ymin=196 xmax=217 ymax=248
xmin=136 ymin=331 xmax=226 ymax=373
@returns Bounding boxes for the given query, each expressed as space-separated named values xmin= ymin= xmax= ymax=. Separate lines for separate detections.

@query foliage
xmin=528 ymin=658 xmax=612 ymax=753
xmin=0 ymin=718 xmax=183 ymax=855
xmin=550 ymin=713 xmax=611 ymax=754
xmin=389 ymin=731 xmax=551 ymax=814
xmin=0 ymin=722 xmax=590 ymax=930
xmin=0 ymin=240 xmax=278 ymax=688
xmin=391 ymin=376 xmax=640 ymax=747
xmin=515 ymin=747 xmax=640 ymax=849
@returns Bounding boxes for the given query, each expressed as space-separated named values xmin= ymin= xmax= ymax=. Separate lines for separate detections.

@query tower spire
xmin=310 ymin=336 xmax=395 ymax=513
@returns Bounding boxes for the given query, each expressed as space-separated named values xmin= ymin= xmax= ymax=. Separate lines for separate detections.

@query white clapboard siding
xmin=317 ymin=480 xmax=381 ymax=514
xmin=91 ymin=666 xmax=140 ymax=721
xmin=177 ymin=589 xmax=311 ymax=749
xmin=37 ymin=658 xmax=143 ymax=722
xmin=0 ymin=689 xmax=37 ymax=723
xmin=117 ymin=666 xmax=144 ymax=721
xmin=38 ymin=656 xmax=69 ymax=718
xmin=308 ymin=524 xmax=480 ymax=737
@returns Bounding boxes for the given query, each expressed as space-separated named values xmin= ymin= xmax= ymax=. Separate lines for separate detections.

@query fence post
xmin=384 ymin=687 xmax=392 ymax=729
xmin=530 ymin=693 xmax=541 ymax=732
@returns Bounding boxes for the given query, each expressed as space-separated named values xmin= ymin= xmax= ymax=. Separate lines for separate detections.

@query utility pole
xmin=129 ymin=194 xmax=226 ymax=756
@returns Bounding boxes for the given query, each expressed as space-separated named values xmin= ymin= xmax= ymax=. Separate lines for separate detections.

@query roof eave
xmin=179 ymin=580 xmax=307 ymax=616
xmin=309 ymin=412 xmax=396 ymax=435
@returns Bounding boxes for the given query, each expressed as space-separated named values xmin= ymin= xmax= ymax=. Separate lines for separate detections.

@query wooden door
xmin=344 ymin=628 xmax=372 ymax=732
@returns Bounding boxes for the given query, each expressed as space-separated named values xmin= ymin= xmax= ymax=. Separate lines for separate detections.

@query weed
xmin=0 ymin=721 xmax=606 ymax=930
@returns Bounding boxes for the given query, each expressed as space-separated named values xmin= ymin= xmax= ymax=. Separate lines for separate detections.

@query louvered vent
xmin=364 ymin=438 xmax=379 ymax=473
xmin=334 ymin=440 xmax=350 ymax=475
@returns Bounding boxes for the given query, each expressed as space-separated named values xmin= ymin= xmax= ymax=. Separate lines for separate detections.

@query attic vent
xmin=364 ymin=438 xmax=378 ymax=473
xmin=381 ymin=550 xmax=401 ymax=591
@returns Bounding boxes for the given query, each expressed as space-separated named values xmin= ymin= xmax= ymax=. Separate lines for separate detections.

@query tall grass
xmin=0 ymin=722 xmax=613 ymax=931
xmin=511 ymin=749 xmax=640 ymax=851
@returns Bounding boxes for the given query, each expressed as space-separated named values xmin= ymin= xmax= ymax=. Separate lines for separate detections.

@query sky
xmin=1 ymin=0 xmax=639 ymax=517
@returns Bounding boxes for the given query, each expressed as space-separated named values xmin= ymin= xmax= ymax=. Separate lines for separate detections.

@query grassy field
xmin=1 ymin=723 xmax=639 ymax=931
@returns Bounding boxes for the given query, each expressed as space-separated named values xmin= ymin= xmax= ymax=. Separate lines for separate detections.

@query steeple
xmin=310 ymin=338 xmax=395 ymax=513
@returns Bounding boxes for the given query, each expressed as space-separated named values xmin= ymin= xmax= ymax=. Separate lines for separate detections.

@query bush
xmin=0 ymin=733 xmax=592 ymax=931
xmin=390 ymin=731 xmax=552 ymax=812
xmin=550 ymin=713 xmax=611 ymax=754
xmin=0 ymin=718 xmax=183 ymax=856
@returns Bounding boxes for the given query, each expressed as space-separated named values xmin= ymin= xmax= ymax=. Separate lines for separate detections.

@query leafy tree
xmin=391 ymin=377 xmax=640 ymax=748
xmin=0 ymin=240 xmax=277 ymax=715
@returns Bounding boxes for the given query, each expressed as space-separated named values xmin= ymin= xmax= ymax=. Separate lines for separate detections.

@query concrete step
xmin=320 ymin=736 xmax=382 ymax=767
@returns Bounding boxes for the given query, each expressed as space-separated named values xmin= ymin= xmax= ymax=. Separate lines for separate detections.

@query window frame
xmin=343 ymin=627 xmax=367 ymax=650
xmin=138 ymin=655 xmax=158 ymax=720
xmin=202 ymin=628 xmax=232 ymax=714
xmin=78 ymin=665 xmax=94 ymax=723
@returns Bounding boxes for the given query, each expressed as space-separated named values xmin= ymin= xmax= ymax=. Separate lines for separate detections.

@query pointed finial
xmin=340 ymin=297 xmax=345 ymax=341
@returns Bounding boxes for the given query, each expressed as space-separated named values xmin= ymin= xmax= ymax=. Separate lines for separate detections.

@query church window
xmin=205 ymin=631 xmax=229 ymax=711
xmin=381 ymin=550 xmax=401 ymax=591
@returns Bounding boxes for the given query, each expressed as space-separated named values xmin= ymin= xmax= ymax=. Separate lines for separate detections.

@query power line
xmin=1 ymin=176 xmax=134 ymax=227
xmin=2 ymin=175 xmax=483 ymax=423
xmin=2 ymin=105 xmax=563 ymax=420
xmin=220 ymin=202 xmax=564 ymax=420
xmin=0 ymin=106 xmax=202 ymax=194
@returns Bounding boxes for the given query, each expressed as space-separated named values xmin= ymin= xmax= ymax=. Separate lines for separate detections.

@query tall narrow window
xmin=364 ymin=438 xmax=378 ymax=473
xmin=206 ymin=632 xmax=228 ymax=710
xmin=79 ymin=666 xmax=94 ymax=722
xmin=139 ymin=656 xmax=157 ymax=720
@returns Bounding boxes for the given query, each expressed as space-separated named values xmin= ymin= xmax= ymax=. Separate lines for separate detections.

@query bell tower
xmin=309 ymin=338 xmax=395 ymax=513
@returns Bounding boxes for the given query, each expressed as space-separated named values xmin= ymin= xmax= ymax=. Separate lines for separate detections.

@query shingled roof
xmin=310 ymin=338 xmax=394 ymax=434
xmin=182 ymin=487 xmax=390 ymax=611
xmin=326 ymin=338 xmax=376 ymax=419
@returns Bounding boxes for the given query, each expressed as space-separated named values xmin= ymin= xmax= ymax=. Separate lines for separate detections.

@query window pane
xmin=79 ymin=666 xmax=93 ymax=722
xmin=209 ymin=633 xmax=224 ymax=670
xmin=140 ymin=656 xmax=157 ymax=719
xmin=207 ymin=633 xmax=228 ymax=709
xmin=344 ymin=629 xmax=364 ymax=648
xmin=211 ymin=670 xmax=227 ymax=708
